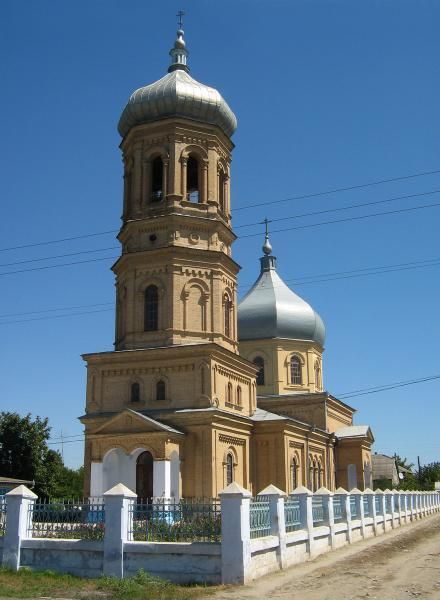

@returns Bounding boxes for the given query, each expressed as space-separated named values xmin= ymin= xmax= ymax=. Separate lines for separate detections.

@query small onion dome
xmin=238 ymin=240 xmax=325 ymax=346
xmin=118 ymin=28 xmax=237 ymax=139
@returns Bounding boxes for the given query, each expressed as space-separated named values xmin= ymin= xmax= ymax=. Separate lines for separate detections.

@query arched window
xmin=291 ymin=456 xmax=299 ymax=490
xmin=219 ymin=170 xmax=226 ymax=212
xmin=151 ymin=156 xmax=163 ymax=202
xmin=226 ymin=453 xmax=234 ymax=485
xmin=315 ymin=361 xmax=321 ymax=390
xmin=227 ymin=382 xmax=233 ymax=404
xmin=290 ymin=356 xmax=302 ymax=385
xmin=224 ymin=294 xmax=232 ymax=338
xmin=317 ymin=462 xmax=323 ymax=489
xmin=156 ymin=380 xmax=166 ymax=401
xmin=187 ymin=156 xmax=199 ymax=202
xmin=253 ymin=356 xmax=265 ymax=386
xmin=237 ymin=386 xmax=242 ymax=406
xmin=309 ymin=459 xmax=314 ymax=491
xmin=144 ymin=285 xmax=159 ymax=331
xmin=313 ymin=460 xmax=319 ymax=492
xmin=130 ymin=382 xmax=140 ymax=403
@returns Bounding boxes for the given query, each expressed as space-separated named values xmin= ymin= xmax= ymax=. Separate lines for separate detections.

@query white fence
xmin=0 ymin=482 xmax=439 ymax=585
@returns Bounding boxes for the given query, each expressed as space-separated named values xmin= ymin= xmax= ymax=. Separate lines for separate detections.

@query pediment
xmin=91 ymin=409 xmax=183 ymax=436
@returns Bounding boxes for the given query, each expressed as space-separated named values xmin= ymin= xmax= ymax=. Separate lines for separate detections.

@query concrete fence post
xmin=103 ymin=483 xmax=137 ymax=578
xmin=392 ymin=490 xmax=401 ymax=526
xmin=292 ymin=485 xmax=314 ymax=558
xmin=350 ymin=488 xmax=365 ymax=538
xmin=383 ymin=490 xmax=394 ymax=530
xmin=258 ymin=484 xmax=287 ymax=569
xmin=316 ymin=487 xmax=335 ymax=548
xmin=411 ymin=492 xmax=417 ymax=521
xmin=335 ymin=487 xmax=351 ymax=543
xmin=220 ymin=482 xmax=252 ymax=585
xmin=364 ymin=488 xmax=377 ymax=536
xmin=374 ymin=489 xmax=386 ymax=532
xmin=400 ymin=492 xmax=408 ymax=524
xmin=2 ymin=485 xmax=37 ymax=571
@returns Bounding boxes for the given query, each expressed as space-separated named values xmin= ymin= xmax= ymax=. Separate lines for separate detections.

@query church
xmin=80 ymin=26 xmax=374 ymax=500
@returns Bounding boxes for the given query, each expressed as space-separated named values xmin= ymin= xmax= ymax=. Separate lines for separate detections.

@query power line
xmin=0 ymin=307 xmax=114 ymax=325
xmin=0 ymin=247 xmax=119 ymax=268
xmin=3 ymin=254 xmax=440 ymax=324
xmin=338 ymin=374 xmax=440 ymax=400
xmin=234 ymin=188 xmax=440 ymax=229
xmin=240 ymin=200 xmax=440 ymax=239
xmin=2 ymin=168 xmax=440 ymax=254
xmin=0 ymin=229 xmax=118 ymax=253
xmin=0 ymin=255 xmax=118 ymax=277
xmin=234 ymin=167 xmax=440 ymax=211
xmin=46 ymin=372 xmax=440 ymax=446
xmin=0 ymin=302 xmax=114 ymax=319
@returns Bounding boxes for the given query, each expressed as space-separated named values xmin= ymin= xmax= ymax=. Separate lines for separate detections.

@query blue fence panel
xmin=285 ymin=497 xmax=301 ymax=532
xmin=333 ymin=496 xmax=345 ymax=522
xmin=250 ymin=500 xmax=271 ymax=539
xmin=349 ymin=496 xmax=358 ymax=519
xmin=29 ymin=499 xmax=105 ymax=540
xmin=312 ymin=497 xmax=325 ymax=525
xmin=363 ymin=496 xmax=370 ymax=517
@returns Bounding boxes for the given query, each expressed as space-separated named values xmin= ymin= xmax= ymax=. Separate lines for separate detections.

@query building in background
xmin=80 ymin=26 xmax=374 ymax=498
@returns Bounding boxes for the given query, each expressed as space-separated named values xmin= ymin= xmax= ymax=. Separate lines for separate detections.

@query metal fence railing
xmin=333 ymin=496 xmax=345 ymax=522
xmin=350 ymin=496 xmax=358 ymax=519
xmin=375 ymin=496 xmax=382 ymax=514
xmin=249 ymin=499 xmax=271 ymax=539
xmin=363 ymin=496 xmax=370 ymax=517
xmin=128 ymin=499 xmax=221 ymax=542
xmin=0 ymin=496 xmax=6 ymax=537
xmin=312 ymin=497 xmax=325 ymax=525
xmin=284 ymin=497 xmax=301 ymax=532
xmin=28 ymin=498 xmax=105 ymax=540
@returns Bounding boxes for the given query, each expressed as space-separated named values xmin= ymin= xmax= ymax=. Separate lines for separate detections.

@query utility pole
xmin=417 ymin=455 xmax=422 ymax=484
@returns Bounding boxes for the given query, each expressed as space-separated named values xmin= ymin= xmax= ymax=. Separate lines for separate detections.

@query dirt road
xmin=214 ymin=514 xmax=440 ymax=600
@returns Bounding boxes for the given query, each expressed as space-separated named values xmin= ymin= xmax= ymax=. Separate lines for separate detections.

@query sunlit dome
xmin=238 ymin=236 xmax=326 ymax=346
xmin=118 ymin=29 xmax=237 ymax=139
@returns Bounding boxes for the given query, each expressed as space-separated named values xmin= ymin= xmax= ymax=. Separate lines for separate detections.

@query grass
xmin=0 ymin=568 xmax=216 ymax=599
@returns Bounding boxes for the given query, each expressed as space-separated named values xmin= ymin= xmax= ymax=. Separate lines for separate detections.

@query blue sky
xmin=1 ymin=0 xmax=439 ymax=470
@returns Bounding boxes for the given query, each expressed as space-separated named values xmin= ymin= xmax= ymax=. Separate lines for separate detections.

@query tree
xmin=0 ymin=412 xmax=84 ymax=498
xmin=419 ymin=462 xmax=440 ymax=490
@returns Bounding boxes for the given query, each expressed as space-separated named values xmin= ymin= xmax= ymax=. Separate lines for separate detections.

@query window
xmin=253 ymin=356 xmax=265 ymax=386
xmin=290 ymin=356 xmax=302 ymax=385
xmin=156 ymin=380 xmax=166 ymax=401
xmin=144 ymin=285 xmax=158 ymax=331
xmin=151 ymin=156 xmax=163 ymax=202
xmin=291 ymin=456 xmax=298 ymax=490
xmin=219 ymin=170 xmax=226 ymax=212
xmin=226 ymin=453 xmax=234 ymax=485
xmin=227 ymin=382 xmax=233 ymax=404
xmin=130 ymin=382 xmax=140 ymax=403
xmin=315 ymin=361 xmax=321 ymax=390
xmin=224 ymin=294 xmax=232 ymax=338
xmin=187 ymin=156 xmax=199 ymax=202
xmin=237 ymin=386 xmax=242 ymax=406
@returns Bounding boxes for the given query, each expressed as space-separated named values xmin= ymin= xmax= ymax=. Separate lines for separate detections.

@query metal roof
xmin=238 ymin=239 xmax=325 ymax=346
xmin=118 ymin=29 xmax=237 ymax=138
xmin=334 ymin=425 xmax=372 ymax=439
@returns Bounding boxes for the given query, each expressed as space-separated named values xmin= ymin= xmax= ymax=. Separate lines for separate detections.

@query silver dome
xmin=118 ymin=29 xmax=237 ymax=138
xmin=238 ymin=247 xmax=325 ymax=347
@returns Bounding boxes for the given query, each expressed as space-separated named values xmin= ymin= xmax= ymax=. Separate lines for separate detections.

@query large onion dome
xmin=118 ymin=28 xmax=237 ymax=139
xmin=238 ymin=235 xmax=325 ymax=346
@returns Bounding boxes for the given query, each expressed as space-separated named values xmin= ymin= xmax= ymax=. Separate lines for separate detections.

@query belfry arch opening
xmin=151 ymin=156 xmax=163 ymax=201
xmin=186 ymin=156 xmax=199 ymax=202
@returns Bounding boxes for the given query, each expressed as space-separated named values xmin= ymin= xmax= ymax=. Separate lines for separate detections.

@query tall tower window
xmin=156 ymin=380 xmax=166 ymax=401
xmin=151 ymin=156 xmax=163 ymax=202
xmin=227 ymin=382 xmax=233 ymax=404
xmin=291 ymin=456 xmax=299 ymax=490
xmin=219 ymin=170 xmax=226 ymax=212
xmin=226 ymin=453 xmax=234 ymax=485
xmin=290 ymin=356 xmax=302 ymax=385
xmin=224 ymin=294 xmax=232 ymax=338
xmin=144 ymin=285 xmax=159 ymax=331
xmin=130 ymin=382 xmax=140 ymax=403
xmin=187 ymin=156 xmax=199 ymax=202
xmin=253 ymin=357 xmax=265 ymax=386
xmin=315 ymin=361 xmax=321 ymax=390
xmin=237 ymin=386 xmax=242 ymax=406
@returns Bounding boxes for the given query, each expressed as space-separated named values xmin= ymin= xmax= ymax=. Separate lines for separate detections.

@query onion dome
xmin=238 ymin=235 xmax=325 ymax=346
xmin=118 ymin=28 xmax=237 ymax=138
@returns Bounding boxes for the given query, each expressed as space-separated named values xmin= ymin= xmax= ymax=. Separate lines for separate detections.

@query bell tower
xmin=114 ymin=27 xmax=238 ymax=353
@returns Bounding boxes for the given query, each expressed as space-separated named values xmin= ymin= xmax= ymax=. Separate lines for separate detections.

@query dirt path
xmin=213 ymin=514 xmax=440 ymax=600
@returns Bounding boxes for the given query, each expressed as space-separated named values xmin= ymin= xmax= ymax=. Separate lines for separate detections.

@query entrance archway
xmin=136 ymin=451 xmax=154 ymax=500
